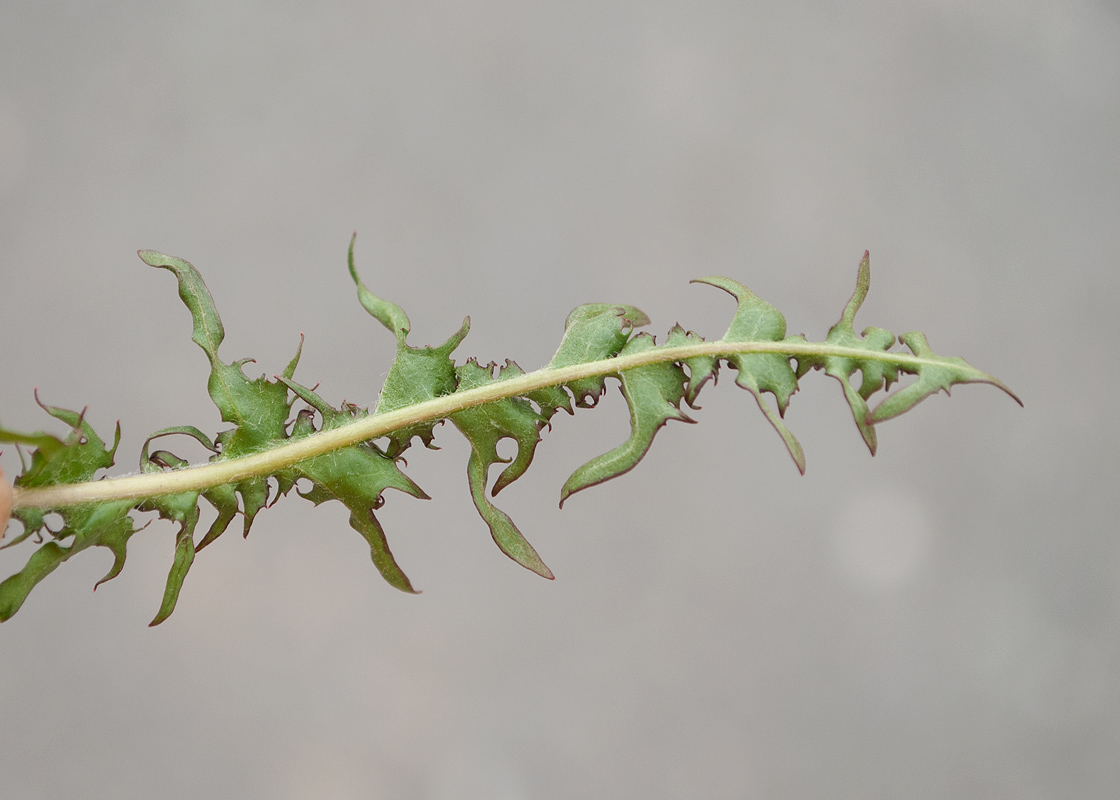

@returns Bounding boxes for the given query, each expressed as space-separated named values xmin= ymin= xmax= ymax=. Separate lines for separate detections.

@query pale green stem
xmin=9 ymin=340 xmax=1009 ymax=511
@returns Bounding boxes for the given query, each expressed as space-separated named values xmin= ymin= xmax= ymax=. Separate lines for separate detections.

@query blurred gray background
xmin=1 ymin=2 xmax=1117 ymax=798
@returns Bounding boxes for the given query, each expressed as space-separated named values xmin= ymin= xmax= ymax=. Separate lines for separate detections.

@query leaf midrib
xmin=11 ymin=340 xmax=1008 ymax=510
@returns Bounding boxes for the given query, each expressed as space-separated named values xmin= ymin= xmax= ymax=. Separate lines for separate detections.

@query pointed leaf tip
xmin=281 ymin=333 xmax=304 ymax=380
xmin=840 ymin=252 xmax=872 ymax=328
xmin=139 ymin=249 xmax=227 ymax=363
xmin=348 ymin=233 xmax=412 ymax=338
xmin=149 ymin=525 xmax=196 ymax=626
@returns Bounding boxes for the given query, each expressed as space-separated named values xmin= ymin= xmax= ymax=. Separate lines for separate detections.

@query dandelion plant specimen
xmin=0 ymin=239 xmax=1021 ymax=625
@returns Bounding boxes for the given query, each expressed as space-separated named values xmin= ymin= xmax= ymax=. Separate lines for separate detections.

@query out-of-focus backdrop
xmin=1 ymin=2 xmax=1116 ymax=798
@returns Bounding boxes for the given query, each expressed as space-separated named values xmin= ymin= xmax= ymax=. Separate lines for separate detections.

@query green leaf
xmin=373 ymin=316 xmax=469 ymax=458
xmin=136 ymin=441 xmax=204 ymax=626
xmin=0 ymin=242 xmax=1020 ymax=624
xmin=135 ymin=250 xmax=309 ymax=619
xmin=869 ymin=330 xmax=1022 ymax=423
xmin=349 ymin=238 xmax=470 ymax=457
xmin=663 ymin=323 xmax=718 ymax=407
xmin=692 ymin=276 xmax=806 ymax=473
xmin=281 ymin=379 xmax=428 ymax=593
xmin=7 ymin=393 xmax=120 ymax=493
xmin=0 ymin=425 xmax=67 ymax=458
xmin=347 ymin=233 xmax=411 ymax=339
xmin=793 ymin=253 xmax=1021 ymax=437
xmin=793 ymin=252 xmax=900 ymax=454
xmin=150 ymin=519 xmax=196 ymax=626
xmin=137 ymin=250 xmax=227 ymax=363
xmin=560 ymin=333 xmax=694 ymax=505
xmin=546 ymin=303 xmax=650 ymax=406
xmin=0 ymin=498 xmax=137 ymax=622
xmin=0 ymin=398 xmax=137 ymax=619
xmin=449 ymin=359 xmax=554 ymax=578
xmin=144 ymin=251 xmax=304 ymax=538
xmin=0 ymin=542 xmax=67 ymax=621
xmin=136 ymin=428 xmax=240 ymax=621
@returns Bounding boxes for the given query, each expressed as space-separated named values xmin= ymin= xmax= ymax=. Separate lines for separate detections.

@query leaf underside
xmin=0 ymin=242 xmax=1021 ymax=624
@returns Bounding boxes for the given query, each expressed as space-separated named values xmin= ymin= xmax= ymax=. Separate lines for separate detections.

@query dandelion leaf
xmin=546 ymin=303 xmax=649 ymax=406
xmin=560 ymin=333 xmax=694 ymax=505
xmin=795 ymin=253 xmax=1021 ymax=449
xmin=692 ymin=276 xmax=806 ymax=473
xmin=449 ymin=359 xmax=554 ymax=578
xmin=792 ymin=253 xmax=899 ymax=454
xmin=0 ymin=401 xmax=135 ymax=621
xmin=869 ymin=331 xmax=1022 ymax=422
xmin=140 ymin=430 xmax=236 ymax=552
xmin=664 ymin=323 xmax=718 ymax=407
xmin=347 ymin=236 xmax=468 ymax=457
xmin=280 ymin=379 xmax=427 ymax=592
xmin=0 ymin=242 xmax=1020 ymax=624
xmin=138 ymin=250 xmax=300 ymax=538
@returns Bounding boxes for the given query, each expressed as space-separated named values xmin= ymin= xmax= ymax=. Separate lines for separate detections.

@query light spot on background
xmin=830 ymin=486 xmax=932 ymax=592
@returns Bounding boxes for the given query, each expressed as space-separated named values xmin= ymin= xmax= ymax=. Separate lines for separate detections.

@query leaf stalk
xmin=9 ymin=339 xmax=1016 ymax=511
